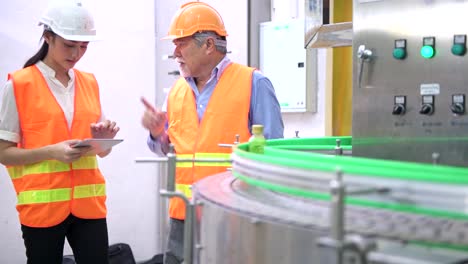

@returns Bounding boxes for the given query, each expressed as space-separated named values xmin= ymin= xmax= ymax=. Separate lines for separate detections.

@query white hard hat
xmin=38 ymin=2 xmax=98 ymax=42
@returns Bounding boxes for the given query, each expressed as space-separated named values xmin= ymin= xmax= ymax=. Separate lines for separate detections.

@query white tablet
xmin=72 ymin=139 xmax=123 ymax=152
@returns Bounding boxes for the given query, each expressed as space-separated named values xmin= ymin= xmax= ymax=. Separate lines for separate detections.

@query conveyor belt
xmin=229 ymin=136 xmax=468 ymax=248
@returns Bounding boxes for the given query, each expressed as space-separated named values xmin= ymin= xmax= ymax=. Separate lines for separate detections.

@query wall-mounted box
xmin=259 ymin=19 xmax=316 ymax=113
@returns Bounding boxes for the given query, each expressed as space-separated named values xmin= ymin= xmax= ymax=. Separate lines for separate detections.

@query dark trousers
xmin=21 ymin=214 xmax=109 ymax=264
xmin=165 ymin=218 xmax=184 ymax=264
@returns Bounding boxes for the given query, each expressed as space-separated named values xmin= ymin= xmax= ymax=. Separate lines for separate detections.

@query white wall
xmin=0 ymin=0 xmax=159 ymax=262
xmin=272 ymin=0 xmax=302 ymax=20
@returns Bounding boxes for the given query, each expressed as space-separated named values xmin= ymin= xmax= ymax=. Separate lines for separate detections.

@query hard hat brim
xmin=161 ymin=32 xmax=228 ymax=41
xmin=161 ymin=35 xmax=177 ymax=40
xmin=56 ymin=32 xmax=101 ymax=42
xmin=39 ymin=23 xmax=101 ymax=42
xmin=39 ymin=22 xmax=101 ymax=42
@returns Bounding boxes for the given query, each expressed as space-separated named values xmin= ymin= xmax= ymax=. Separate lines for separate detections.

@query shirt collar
xmin=184 ymin=56 xmax=231 ymax=83
xmin=36 ymin=60 xmax=75 ymax=81
xmin=214 ymin=56 xmax=231 ymax=80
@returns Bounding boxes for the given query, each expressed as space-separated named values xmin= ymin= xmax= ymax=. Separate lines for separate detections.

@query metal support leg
xmin=317 ymin=169 xmax=380 ymax=264
xmin=331 ymin=169 xmax=345 ymax=263
xmin=159 ymin=145 xmax=194 ymax=264
xmin=317 ymin=169 xmax=346 ymax=264
xmin=158 ymin=162 xmax=169 ymax=256
xmin=335 ymin=139 xmax=343 ymax=156
xmin=158 ymin=191 xmax=194 ymax=264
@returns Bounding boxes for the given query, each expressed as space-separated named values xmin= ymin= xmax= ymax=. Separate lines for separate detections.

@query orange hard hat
xmin=163 ymin=2 xmax=228 ymax=40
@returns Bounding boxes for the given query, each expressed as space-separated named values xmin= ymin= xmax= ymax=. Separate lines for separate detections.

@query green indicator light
xmin=280 ymin=103 xmax=289 ymax=107
xmin=421 ymin=45 xmax=434 ymax=58
xmin=393 ymin=48 xmax=406 ymax=60
xmin=451 ymin=44 xmax=466 ymax=56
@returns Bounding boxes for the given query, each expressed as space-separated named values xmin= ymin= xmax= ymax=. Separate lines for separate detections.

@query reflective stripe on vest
xmin=175 ymin=154 xmax=194 ymax=168
xmin=176 ymin=183 xmax=192 ymax=198
xmin=17 ymin=183 xmax=106 ymax=205
xmin=7 ymin=156 xmax=98 ymax=180
xmin=74 ymin=184 xmax=106 ymax=199
xmin=175 ymin=153 xmax=231 ymax=168
xmin=18 ymin=188 xmax=71 ymax=205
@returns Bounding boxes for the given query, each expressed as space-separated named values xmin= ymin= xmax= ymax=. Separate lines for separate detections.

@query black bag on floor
xmin=109 ymin=243 xmax=136 ymax=264
xmin=62 ymin=255 xmax=75 ymax=264
xmin=62 ymin=243 xmax=140 ymax=264
xmin=137 ymin=254 xmax=163 ymax=264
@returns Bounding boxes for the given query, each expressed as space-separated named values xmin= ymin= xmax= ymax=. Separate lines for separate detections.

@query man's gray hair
xmin=193 ymin=31 xmax=227 ymax=54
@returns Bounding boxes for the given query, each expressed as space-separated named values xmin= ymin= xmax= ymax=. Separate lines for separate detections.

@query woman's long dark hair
xmin=23 ymin=30 xmax=55 ymax=68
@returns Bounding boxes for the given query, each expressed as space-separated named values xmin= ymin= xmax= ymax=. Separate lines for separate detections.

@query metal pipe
xmin=183 ymin=199 xmax=194 ymax=264
xmin=335 ymin=139 xmax=343 ymax=155
xmin=166 ymin=145 xmax=176 ymax=192
xmin=159 ymin=191 xmax=193 ymax=264
xmin=158 ymin=162 xmax=169 ymax=258
xmin=432 ymin=152 xmax=440 ymax=165
xmin=330 ymin=169 xmax=345 ymax=264
xmin=218 ymin=143 xmax=235 ymax=148
xmin=218 ymin=134 xmax=240 ymax=148
xmin=134 ymin=157 xmax=168 ymax=163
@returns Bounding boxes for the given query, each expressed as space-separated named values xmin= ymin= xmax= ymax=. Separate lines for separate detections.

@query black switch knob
xmin=392 ymin=104 xmax=406 ymax=115
xmin=420 ymin=104 xmax=434 ymax=115
xmin=450 ymin=103 xmax=465 ymax=115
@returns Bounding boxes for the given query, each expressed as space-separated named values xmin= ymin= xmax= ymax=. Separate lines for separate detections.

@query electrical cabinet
xmin=259 ymin=19 xmax=313 ymax=112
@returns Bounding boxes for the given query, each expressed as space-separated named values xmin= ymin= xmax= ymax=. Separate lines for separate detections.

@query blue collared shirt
xmin=148 ymin=56 xmax=284 ymax=155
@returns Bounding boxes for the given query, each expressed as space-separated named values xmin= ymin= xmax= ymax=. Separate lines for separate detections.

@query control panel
xmin=352 ymin=0 xmax=468 ymax=167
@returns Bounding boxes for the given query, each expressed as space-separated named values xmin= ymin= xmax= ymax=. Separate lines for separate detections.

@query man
xmin=141 ymin=2 xmax=284 ymax=264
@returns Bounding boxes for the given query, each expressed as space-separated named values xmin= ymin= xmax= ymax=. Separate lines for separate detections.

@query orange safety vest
xmin=167 ymin=63 xmax=253 ymax=220
xmin=7 ymin=65 xmax=106 ymax=228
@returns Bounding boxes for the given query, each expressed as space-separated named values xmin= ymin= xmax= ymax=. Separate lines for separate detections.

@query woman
xmin=0 ymin=2 xmax=118 ymax=263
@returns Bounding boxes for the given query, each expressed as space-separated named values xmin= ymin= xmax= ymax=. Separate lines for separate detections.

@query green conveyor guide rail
xmin=232 ymin=136 xmax=468 ymax=249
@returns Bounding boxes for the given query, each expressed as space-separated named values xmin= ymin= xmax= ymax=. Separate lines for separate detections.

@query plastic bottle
xmin=248 ymin=124 xmax=266 ymax=154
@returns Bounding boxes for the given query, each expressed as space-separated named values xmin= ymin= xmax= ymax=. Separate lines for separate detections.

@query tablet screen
xmin=72 ymin=139 xmax=123 ymax=152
